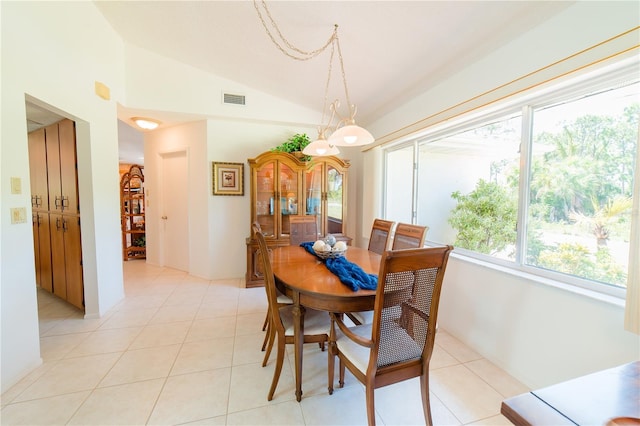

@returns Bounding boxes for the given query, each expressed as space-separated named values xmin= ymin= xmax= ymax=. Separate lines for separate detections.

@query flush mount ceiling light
xmin=132 ymin=117 xmax=160 ymax=130
xmin=253 ymin=0 xmax=374 ymax=156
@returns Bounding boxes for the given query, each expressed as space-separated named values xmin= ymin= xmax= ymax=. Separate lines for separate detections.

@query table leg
xmin=292 ymin=292 xmax=304 ymax=402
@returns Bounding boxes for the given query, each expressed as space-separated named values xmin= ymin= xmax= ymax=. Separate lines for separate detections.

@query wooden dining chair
xmin=328 ymin=245 xmax=453 ymax=426
xmin=289 ymin=215 xmax=318 ymax=246
xmin=391 ymin=223 xmax=429 ymax=249
xmin=254 ymin=229 xmax=331 ymax=400
xmin=253 ymin=223 xmax=293 ymax=355
xmin=368 ymin=219 xmax=395 ymax=254
xmin=345 ymin=219 xmax=396 ymax=326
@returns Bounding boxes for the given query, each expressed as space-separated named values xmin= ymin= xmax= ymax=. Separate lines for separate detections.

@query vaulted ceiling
xmin=27 ymin=1 xmax=575 ymax=163
xmin=95 ymin=1 xmax=573 ymax=126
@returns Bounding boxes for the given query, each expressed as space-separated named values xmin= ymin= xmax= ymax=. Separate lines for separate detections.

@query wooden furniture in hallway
xmin=120 ymin=165 xmax=146 ymax=261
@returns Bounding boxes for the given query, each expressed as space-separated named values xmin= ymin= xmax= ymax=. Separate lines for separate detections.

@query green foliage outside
xmin=448 ymin=179 xmax=517 ymax=256
xmin=448 ymin=102 xmax=637 ymax=286
xmin=537 ymin=243 xmax=626 ymax=285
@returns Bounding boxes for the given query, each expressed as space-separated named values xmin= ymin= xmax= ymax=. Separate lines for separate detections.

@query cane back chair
xmin=289 ymin=215 xmax=318 ymax=246
xmin=391 ymin=223 xmax=428 ymax=250
xmin=368 ymin=219 xmax=395 ymax=255
xmin=328 ymin=245 xmax=453 ymax=425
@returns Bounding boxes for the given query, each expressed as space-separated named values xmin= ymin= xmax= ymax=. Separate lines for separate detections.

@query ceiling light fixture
xmin=132 ymin=117 xmax=160 ymax=130
xmin=253 ymin=0 xmax=374 ymax=157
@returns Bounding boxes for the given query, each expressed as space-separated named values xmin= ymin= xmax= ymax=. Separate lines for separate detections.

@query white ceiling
xmin=96 ymin=0 xmax=573 ymax=126
xmin=26 ymin=1 xmax=575 ymax=164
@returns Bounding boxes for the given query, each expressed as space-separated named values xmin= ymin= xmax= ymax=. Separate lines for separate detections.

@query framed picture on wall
xmin=212 ymin=162 xmax=244 ymax=196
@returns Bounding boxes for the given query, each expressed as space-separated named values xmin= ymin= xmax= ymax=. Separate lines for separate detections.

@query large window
xmin=384 ymin=60 xmax=639 ymax=294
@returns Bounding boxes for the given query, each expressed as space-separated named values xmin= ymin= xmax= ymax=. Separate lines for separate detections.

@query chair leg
xmin=262 ymin=311 xmax=268 ymax=331
xmin=420 ymin=372 xmax=433 ymax=426
xmin=262 ymin=319 xmax=275 ymax=367
xmin=261 ymin=315 xmax=270 ymax=351
xmin=339 ymin=358 xmax=345 ymax=388
xmin=328 ymin=342 xmax=335 ymax=395
xmin=267 ymin=333 xmax=286 ymax=401
xmin=365 ymin=385 xmax=376 ymax=426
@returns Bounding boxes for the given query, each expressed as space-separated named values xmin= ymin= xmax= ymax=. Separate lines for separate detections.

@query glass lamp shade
xmin=327 ymin=124 xmax=374 ymax=146
xmin=302 ymin=138 xmax=340 ymax=156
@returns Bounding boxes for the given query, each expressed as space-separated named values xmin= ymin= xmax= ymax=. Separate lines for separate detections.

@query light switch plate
xmin=10 ymin=177 xmax=21 ymax=194
xmin=10 ymin=207 xmax=26 ymax=224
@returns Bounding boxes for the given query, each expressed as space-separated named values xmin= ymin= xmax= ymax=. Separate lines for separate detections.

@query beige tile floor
xmin=1 ymin=260 xmax=528 ymax=425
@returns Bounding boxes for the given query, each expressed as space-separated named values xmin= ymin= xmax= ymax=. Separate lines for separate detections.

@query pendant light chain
xmin=253 ymin=0 xmax=375 ymax=154
xmin=319 ymin=33 xmax=338 ymax=136
xmin=253 ymin=0 xmax=336 ymax=61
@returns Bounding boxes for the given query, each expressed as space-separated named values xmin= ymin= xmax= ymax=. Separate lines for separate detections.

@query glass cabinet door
xmin=305 ymin=163 xmax=323 ymax=234
xmin=279 ymin=162 xmax=298 ymax=238
xmin=255 ymin=161 xmax=275 ymax=238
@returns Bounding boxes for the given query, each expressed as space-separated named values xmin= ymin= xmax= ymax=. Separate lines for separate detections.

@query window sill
xmin=448 ymin=251 xmax=626 ymax=308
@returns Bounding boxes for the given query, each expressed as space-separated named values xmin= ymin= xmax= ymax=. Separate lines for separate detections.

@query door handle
xmin=161 ymin=216 xmax=168 ymax=220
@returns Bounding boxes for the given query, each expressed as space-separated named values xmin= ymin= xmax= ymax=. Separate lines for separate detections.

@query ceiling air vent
xmin=223 ymin=93 xmax=246 ymax=106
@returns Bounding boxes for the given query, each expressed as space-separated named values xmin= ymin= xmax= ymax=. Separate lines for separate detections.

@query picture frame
xmin=212 ymin=162 xmax=244 ymax=196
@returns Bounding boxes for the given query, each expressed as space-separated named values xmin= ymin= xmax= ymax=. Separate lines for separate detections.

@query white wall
xmin=364 ymin=1 xmax=640 ymax=388
xmin=123 ymin=44 xmax=322 ymax=126
xmin=1 ymin=2 xmax=126 ymax=392
xmin=205 ymin=119 xmax=305 ymax=280
xmin=439 ymin=258 xmax=638 ymax=388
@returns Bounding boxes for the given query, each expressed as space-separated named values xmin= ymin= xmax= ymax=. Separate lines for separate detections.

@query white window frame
xmin=383 ymin=58 xmax=639 ymax=300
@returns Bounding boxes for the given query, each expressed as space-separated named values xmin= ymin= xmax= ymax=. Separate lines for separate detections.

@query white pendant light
xmin=302 ymin=130 xmax=340 ymax=157
xmin=328 ymin=123 xmax=374 ymax=147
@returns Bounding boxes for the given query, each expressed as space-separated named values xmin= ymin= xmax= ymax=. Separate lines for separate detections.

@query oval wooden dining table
xmin=271 ymin=245 xmax=381 ymax=402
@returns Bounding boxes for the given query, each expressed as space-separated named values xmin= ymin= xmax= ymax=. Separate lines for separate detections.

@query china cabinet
xmin=245 ymin=151 xmax=350 ymax=287
xmin=120 ymin=165 xmax=146 ymax=261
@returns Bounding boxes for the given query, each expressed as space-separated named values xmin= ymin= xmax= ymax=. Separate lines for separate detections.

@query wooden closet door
xmin=50 ymin=213 xmax=67 ymax=299
xmin=63 ymin=216 xmax=83 ymax=309
xmin=45 ymin=124 xmax=63 ymax=213
xmin=58 ymin=120 xmax=78 ymax=214
xmin=28 ymin=129 xmax=49 ymax=211
xmin=32 ymin=212 xmax=53 ymax=292
xmin=32 ymin=213 xmax=40 ymax=284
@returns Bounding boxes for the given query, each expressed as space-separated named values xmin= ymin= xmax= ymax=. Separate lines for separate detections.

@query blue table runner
xmin=300 ymin=242 xmax=378 ymax=291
